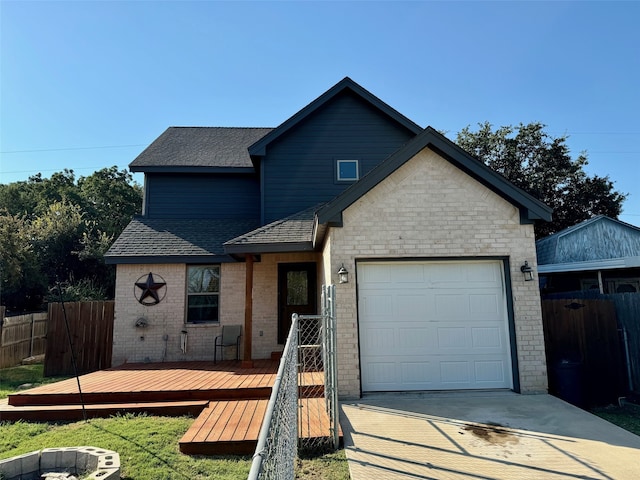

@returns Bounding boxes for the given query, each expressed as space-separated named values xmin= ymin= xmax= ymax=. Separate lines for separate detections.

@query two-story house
xmin=105 ymin=77 xmax=552 ymax=398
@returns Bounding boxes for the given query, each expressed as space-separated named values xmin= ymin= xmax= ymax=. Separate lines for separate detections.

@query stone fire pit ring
xmin=0 ymin=446 xmax=120 ymax=480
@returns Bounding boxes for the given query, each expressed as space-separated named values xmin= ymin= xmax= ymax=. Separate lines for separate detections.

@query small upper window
xmin=337 ymin=159 xmax=359 ymax=182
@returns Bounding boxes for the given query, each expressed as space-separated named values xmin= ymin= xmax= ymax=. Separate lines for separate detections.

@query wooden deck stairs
xmin=0 ymin=360 xmax=338 ymax=455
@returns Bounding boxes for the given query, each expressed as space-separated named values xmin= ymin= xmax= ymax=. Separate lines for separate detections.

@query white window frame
xmin=186 ymin=265 xmax=220 ymax=324
xmin=336 ymin=159 xmax=359 ymax=182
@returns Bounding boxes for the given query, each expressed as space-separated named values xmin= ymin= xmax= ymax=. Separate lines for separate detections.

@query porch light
xmin=338 ymin=264 xmax=349 ymax=284
xmin=520 ymin=261 xmax=534 ymax=281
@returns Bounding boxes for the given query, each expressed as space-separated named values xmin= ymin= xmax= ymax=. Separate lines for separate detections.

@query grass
xmin=591 ymin=402 xmax=640 ymax=436
xmin=0 ymin=364 xmax=351 ymax=479
xmin=0 ymin=414 xmax=251 ymax=480
xmin=0 ymin=364 xmax=68 ymax=399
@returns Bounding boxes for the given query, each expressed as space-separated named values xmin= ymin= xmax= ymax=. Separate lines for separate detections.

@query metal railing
xmin=248 ymin=284 xmax=338 ymax=479
xmin=248 ymin=315 xmax=299 ymax=480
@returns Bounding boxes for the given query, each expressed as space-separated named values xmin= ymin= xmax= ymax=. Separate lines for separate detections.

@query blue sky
xmin=1 ymin=1 xmax=639 ymax=225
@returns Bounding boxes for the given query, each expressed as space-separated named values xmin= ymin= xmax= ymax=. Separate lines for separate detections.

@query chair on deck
xmin=214 ymin=325 xmax=242 ymax=363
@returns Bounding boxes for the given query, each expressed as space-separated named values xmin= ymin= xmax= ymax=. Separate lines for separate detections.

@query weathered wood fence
xmin=44 ymin=301 xmax=114 ymax=377
xmin=542 ymin=292 xmax=640 ymax=401
xmin=0 ymin=308 xmax=48 ymax=369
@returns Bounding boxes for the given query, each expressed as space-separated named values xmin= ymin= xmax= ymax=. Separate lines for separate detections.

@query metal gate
xmin=248 ymin=285 xmax=338 ymax=480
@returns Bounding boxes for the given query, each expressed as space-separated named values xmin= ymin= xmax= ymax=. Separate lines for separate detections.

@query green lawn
xmin=0 ymin=365 xmax=350 ymax=479
xmin=592 ymin=402 xmax=640 ymax=436
xmin=0 ymin=364 xmax=68 ymax=399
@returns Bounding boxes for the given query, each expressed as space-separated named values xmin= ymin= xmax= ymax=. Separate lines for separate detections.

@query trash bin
xmin=552 ymin=359 xmax=584 ymax=407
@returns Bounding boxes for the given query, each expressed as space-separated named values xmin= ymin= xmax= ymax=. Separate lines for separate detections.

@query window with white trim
xmin=186 ymin=265 xmax=220 ymax=323
xmin=337 ymin=159 xmax=359 ymax=182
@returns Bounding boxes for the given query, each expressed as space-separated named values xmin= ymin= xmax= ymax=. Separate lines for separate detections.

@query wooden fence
xmin=44 ymin=301 xmax=114 ymax=377
xmin=541 ymin=298 xmax=627 ymax=406
xmin=0 ymin=309 xmax=48 ymax=369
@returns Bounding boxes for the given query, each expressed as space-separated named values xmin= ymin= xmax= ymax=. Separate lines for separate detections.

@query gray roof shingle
xmin=129 ymin=127 xmax=273 ymax=171
xmin=105 ymin=217 xmax=259 ymax=263
xmin=223 ymin=206 xmax=320 ymax=254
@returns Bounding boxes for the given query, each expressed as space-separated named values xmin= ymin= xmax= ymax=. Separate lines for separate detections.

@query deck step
xmin=179 ymin=397 xmax=340 ymax=455
xmin=0 ymin=398 xmax=209 ymax=421
xmin=180 ymin=399 xmax=268 ymax=455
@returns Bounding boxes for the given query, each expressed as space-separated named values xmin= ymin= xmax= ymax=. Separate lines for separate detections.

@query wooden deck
xmin=1 ymin=360 xmax=338 ymax=455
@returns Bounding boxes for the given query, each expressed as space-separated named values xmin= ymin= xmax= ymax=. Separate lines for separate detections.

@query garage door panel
xmin=359 ymin=261 xmax=513 ymax=392
xmin=361 ymin=326 xmax=395 ymax=350
xmin=471 ymin=327 xmax=503 ymax=349
xmin=475 ymin=360 xmax=506 ymax=384
xmin=401 ymin=362 xmax=435 ymax=386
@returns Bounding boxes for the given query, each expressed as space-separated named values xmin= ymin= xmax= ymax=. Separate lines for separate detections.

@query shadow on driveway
xmin=340 ymin=392 xmax=640 ymax=480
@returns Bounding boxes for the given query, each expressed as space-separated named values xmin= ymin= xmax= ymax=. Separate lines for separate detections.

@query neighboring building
xmin=537 ymin=215 xmax=640 ymax=294
xmin=106 ymin=77 xmax=552 ymax=398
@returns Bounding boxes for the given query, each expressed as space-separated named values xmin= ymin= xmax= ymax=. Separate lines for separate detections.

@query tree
xmin=456 ymin=122 xmax=626 ymax=237
xmin=0 ymin=212 xmax=47 ymax=311
xmin=0 ymin=166 xmax=142 ymax=311
xmin=78 ymin=166 xmax=142 ymax=238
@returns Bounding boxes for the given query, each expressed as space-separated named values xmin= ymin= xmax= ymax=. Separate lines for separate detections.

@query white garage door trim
xmin=358 ymin=260 xmax=514 ymax=392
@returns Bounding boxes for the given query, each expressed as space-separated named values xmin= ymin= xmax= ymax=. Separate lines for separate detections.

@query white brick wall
xmin=321 ymin=147 xmax=547 ymax=397
xmin=112 ymin=253 xmax=321 ymax=365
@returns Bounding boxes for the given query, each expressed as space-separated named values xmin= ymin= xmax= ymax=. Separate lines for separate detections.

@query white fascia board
xmin=538 ymin=256 xmax=640 ymax=273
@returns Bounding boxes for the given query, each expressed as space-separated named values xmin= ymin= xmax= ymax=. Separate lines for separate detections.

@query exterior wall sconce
xmin=338 ymin=264 xmax=349 ymax=284
xmin=520 ymin=261 xmax=534 ymax=281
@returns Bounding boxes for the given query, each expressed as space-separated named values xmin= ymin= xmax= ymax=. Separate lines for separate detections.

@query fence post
xmin=0 ymin=306 xmax=4 ymax=345
xmin=30 ymin=313 xmax=36 ymax=357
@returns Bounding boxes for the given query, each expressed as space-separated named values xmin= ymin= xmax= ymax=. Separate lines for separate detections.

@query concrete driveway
xmin=340 ymin=392 xmax=640 ymax=480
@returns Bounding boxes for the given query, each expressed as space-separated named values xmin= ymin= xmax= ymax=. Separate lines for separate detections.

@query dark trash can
xmin=552 ymin=360 xmax=584 ymax=407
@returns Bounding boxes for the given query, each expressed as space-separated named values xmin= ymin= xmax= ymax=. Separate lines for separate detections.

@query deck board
xmin=3 ymin=360 xmax=340 ymax=455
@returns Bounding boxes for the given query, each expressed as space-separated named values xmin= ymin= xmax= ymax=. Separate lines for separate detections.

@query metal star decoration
xmin=134 ymin=273 xmax=167 ymax=306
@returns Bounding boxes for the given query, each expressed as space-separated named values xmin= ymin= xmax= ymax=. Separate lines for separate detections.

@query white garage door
xmin=358 ymin=261 xmax=513 ymax=392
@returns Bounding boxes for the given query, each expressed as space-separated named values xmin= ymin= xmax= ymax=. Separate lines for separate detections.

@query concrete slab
xmin=340 ymin=392 xmax=640 ymax=480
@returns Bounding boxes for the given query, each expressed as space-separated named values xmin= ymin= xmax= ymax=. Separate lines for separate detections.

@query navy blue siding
xmin=262 ymin=90 xmax=416 ymax=223
xmin=145 ymin=173 xmax=260 ymax=220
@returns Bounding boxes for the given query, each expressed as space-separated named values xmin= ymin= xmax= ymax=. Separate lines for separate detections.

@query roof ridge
xmin=166 ymin=126 xmax=274 ymax=130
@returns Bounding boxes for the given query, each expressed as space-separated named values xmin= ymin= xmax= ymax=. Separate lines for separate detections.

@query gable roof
xmin=536 ymin=215 xmax=640 ymax=272
xmin=248 ymin=77 xmax=423 ymax=157
xmin=129 ymin=127 xmax=273 ymax=173
xmin=316 ymin=127 xmax=553 ymax=226
xmin=104 ymin=217 xmax=259 ymax=264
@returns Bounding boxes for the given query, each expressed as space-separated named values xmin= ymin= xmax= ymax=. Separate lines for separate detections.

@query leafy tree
xmin=78 ymin=166 xmax=142 ymax=238
xmin=0 ymin=212 xmax=47 ymax=311
xmin=456 ymin=122 xmax=626 ymax=237
xmin=0 ymin=166 xmax=142 ymax=311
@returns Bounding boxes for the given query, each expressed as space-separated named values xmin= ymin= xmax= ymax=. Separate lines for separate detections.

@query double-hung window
xmin=186 ymin=265 xmax=220 ymax=323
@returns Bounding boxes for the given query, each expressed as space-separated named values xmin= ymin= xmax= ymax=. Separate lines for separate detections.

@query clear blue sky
xmin=2 ymin=1 xmax=639 ymax=225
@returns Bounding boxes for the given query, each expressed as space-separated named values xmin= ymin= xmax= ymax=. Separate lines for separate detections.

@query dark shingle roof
xmin=223 ymin=206 xmax=320 ymax=254
xmin=129 ymin=127 xmax=273 ymax=172
xmin=105 ymin=217 xmax=259 ymax=264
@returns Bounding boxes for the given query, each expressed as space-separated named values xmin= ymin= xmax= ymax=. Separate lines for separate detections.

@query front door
xmin=278 ymin=263 xmax=317 ymax=344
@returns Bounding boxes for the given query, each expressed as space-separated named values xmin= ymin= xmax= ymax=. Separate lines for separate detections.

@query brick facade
xmin=112 ymin=146 xmax=547 ymax=398
xmin=321 ymin=147 xmax=547 ymax=398
xmin=112 ymin=253 xmax=320 ymax=366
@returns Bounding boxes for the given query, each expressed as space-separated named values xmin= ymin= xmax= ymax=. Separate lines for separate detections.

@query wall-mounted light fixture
xmin=338 ymin=264 xmax=349 ymax=284
xmin=520 ymin=261 xmax=534 ymax=281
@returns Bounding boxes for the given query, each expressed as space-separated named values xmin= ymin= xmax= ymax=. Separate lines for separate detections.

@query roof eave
xmin=538 ymin=256 xmax=640 ymax=273
xmin=129 ymin=166 xmax=255 ymax=174
xmin=104 ymin=254 xmax=238 ymax=265
xmin=223 ymin=241 xmax=315 ymax=255
xmin=317 ymin=127 xmax=553 ymax=226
